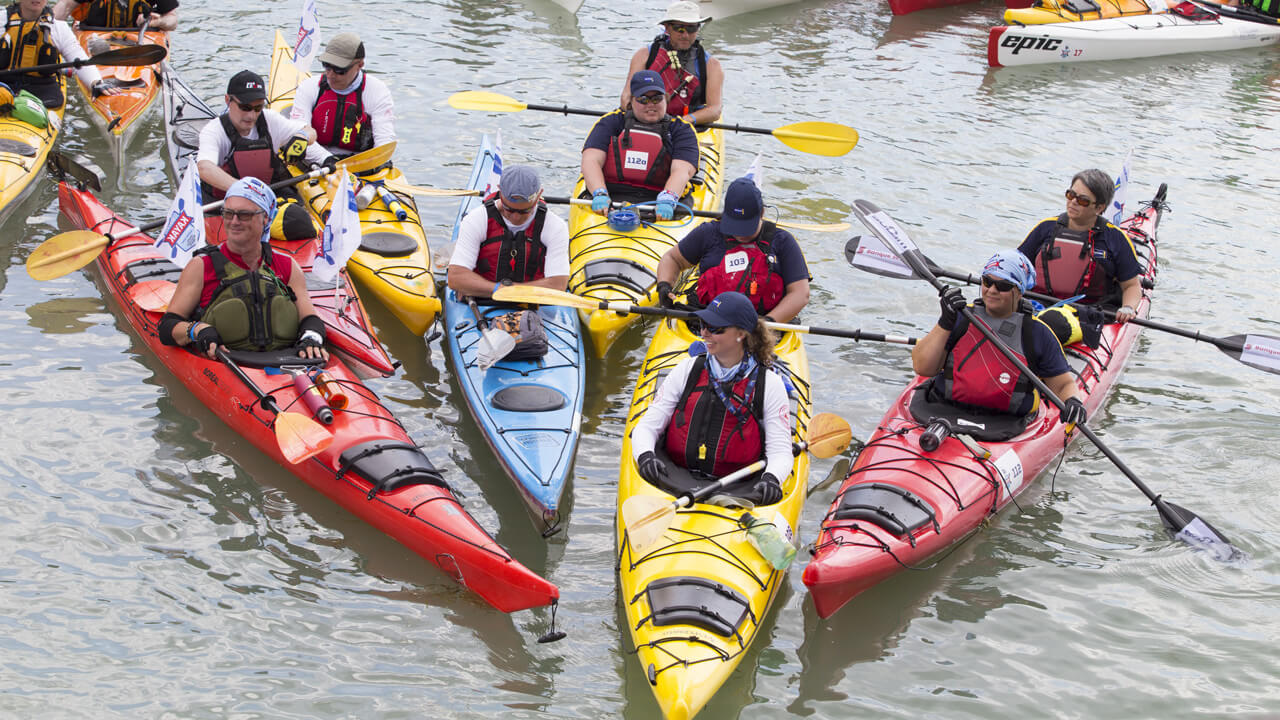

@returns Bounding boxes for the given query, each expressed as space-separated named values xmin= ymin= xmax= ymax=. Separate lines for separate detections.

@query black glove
xmin=637 ymin=451 xmax=669 ymax=485
xmin=752 ymin=473 xmax=783 ymax=506
xmin=1062 ymin=396 xmax=1087 ymax=427
xmin=283 ymin=136 xmax=309 ymax=166
xmin=938 ymin=285 xmax=966 ymax=331
xmin=656 ymin=281 xmax=674 ymax=309
xmin=194 ymin=325 xmax=222 ymax=354
xmin=321 ymin=154 xmax=339 ymax=171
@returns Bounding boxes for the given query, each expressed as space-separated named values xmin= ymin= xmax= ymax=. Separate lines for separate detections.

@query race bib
xmin=723 ymin=250 xmax=749 ymax=274
xmin=624 ymin=151 xmax=649 ymax=172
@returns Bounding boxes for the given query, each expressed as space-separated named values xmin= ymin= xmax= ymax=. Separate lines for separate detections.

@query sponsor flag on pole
xmin=295 ymin=0 xmax=321 ymax=70
xmin=314 ymin=172 xmax=361 ymax=282
xmin=154 ymin=161 xmax=205 ymax=267
xmin=1109 ymin=149 xmax=1133 ymax=226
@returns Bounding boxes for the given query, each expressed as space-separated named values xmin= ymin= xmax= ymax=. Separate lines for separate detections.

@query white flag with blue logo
xmin=482 ymin=129 xmax=503 ymax=196
xmin=154 ymin=160 xmax=205 ymax=268
xmin=314 ymin=172 xmax=361 ymax=282
xmin=294 ymin=0 xmax=321 ymax=70
xmin=1109 ymin=150 xmax=1133 ymax=226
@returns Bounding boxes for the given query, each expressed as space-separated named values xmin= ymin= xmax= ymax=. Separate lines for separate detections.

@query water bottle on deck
xmin=740 ymin=511 xmax=797 ymax=570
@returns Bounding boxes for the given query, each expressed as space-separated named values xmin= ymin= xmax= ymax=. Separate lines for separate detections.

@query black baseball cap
xmin=227 ymin=70 xmax=267 ymax=102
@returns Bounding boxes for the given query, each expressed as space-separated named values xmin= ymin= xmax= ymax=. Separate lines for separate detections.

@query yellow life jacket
xmin=0 ymin=5 xmax=59 ymax=78
xmin=73 ymin=0 xmax=153 ymax=28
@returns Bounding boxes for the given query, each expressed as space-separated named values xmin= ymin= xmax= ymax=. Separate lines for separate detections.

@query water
xmin=2 ymin=0 xmax=1279 ymax=717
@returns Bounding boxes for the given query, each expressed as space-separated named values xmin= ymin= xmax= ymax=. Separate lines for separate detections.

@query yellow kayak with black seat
xmin=1005 ymin=0 xmax=1178 ymax=24
xmin=0 ymin=75 xmax=63 ymax=224
xmin=615 ymin=311 xmax=811 ymax=720
xmin=265 ymin=30 xmax=440 ymax=335
xmin=567 ymin=127 xmax=724 ymax=356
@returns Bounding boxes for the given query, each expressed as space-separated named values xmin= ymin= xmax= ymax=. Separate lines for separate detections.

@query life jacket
xmin=0 ymin=5 xmax=60 ymax=79
xmin=603 ymin=112 xmax=674 ymax=194
xmin=73 ymin=0 xmax=152 ymax=27
xmin=643 ymin=35 xmax=708 ymax=117
xmin=1244 ymin=0 xmax=1280 ymax=16
xmin=695 ymin=222 xmax=787 ymax=314
xmin=1029 ymin=214 xmax=1114 ymax=303
xmin=203 ymin=113 xmax=288 ymax=200
xmin=663 ymin=355 xmax=767 ymax=479
xmin=939 ymin=304 xmax=1039 ymax=416
xmin=474 ymin=192 xmax=549 ymax=283
xmin=194 ymin=243 xmax=300 ymax=352
xmin=310 ymin=74 xmax=373 ymax=153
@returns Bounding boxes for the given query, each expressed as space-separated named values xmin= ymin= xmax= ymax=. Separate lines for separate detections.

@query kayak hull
xmin=889 ymin=0 xmax=983 ymax=15
xmin=0 ymin=75 xmax=64 ymax=225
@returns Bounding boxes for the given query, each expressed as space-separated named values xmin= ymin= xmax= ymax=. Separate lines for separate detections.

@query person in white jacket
xmin=289 ymin=32 xmax=394 ymax=157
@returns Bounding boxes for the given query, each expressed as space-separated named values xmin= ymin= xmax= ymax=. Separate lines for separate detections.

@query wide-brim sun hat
xmin=660 ymin=1 xmax=712 ymax=25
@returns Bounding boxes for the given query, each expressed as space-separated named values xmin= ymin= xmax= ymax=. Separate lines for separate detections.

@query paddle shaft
xmin=0 ymin=44 xmax=166 ymax=75
xmin=216 ymin=348 xmax=284 ymax=416
xmin=524 ymin=103 xmax=793 ymax=137
xmin=544 ymin=196 xmax=850 ymax=233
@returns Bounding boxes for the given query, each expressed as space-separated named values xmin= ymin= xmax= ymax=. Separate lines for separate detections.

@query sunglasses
xmin=221 ymin=208 xmax=265 ymax=222
xmin=322 ymin=62 xmax=355 ymax=75
xmin=668 ymin=22 xmax=700 ymax=34
xmin=634 ymin=93 xmax=666 ymax=105
xmin=501 ymin=200 xmax=537 ymax=217
xmin=700 ymin=325 xmax=729 ymax=336
xmin=1065 ymin=189 xmax=1097 ymax=207
xmin=981 ymin=276 xmax=1016 ymax=293
xmin=236 ymin=101 xmax=265 ymax=113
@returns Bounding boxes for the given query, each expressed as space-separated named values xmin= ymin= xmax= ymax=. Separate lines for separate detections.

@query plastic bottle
xmin=311 ymin=370 xmax=348 ymax=410
xmin=739 ymin=511 xmax=797 ymax=570
xmin=291 ymin=372 xmax=334 ymax=425
xmin=354 ymin=181 xmax=377 ymax=210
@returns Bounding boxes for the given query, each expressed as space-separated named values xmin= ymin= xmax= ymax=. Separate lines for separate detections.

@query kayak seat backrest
xmin=338 ymin=440 xmax=451 ymax=495
xmin=0 ymin=138 xmax=37 ymax=157
xmin=172 ymin=119 xmax=204 ymax=151
xmin=832 ymin=483 xmax=938 ymax=542
xmin=638 ymin=576 xmax=750 ymax=638
xmin=223 ymin=350 xmax=324 ymax=369
xmin=126 ymin=257 xmax=183 ymax=285
xmin=580 ymin=258 xmax=656 ymax=295
xmin=357 ymin=231 xmax=417 ymax=258
xmin=491 ymin=385 xmax=567 ymax=413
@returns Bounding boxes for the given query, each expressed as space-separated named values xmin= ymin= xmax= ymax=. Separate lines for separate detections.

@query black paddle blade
xmin=1219 ymin=334 xmax=1280 ymax=376
xmin=1158 ymin=500 xmax=1244 ymax=562
xmin=93 ymin=44 xmax=167 ymax=67
xmin=46 ymin=152 xmax=102 ymax=192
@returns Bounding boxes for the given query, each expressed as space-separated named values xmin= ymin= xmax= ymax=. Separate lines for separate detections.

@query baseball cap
xmin=695 ymin=291 xmax=758 ymax=331
xmin=719 ymin=176 xmax=763 ymax=237
xmin=226 ymin=70 xmax=266 ymax=102
xmin=630 ymin=70 xmax=667 ymax=99
xmin=318 ymin=33 xmax=365 ymax=67
xmin=500 ymin=165 xmax=542 ymax=203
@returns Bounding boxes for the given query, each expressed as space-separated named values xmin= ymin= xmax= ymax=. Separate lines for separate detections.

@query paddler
xmin=654 ymin=175 xmax=810 ymax=323
xmin=52 ymin=0 xmax=179 ymax=30
xmin=289 ymin=32 xmax=394 ymax=158
xmin=582 ymin=69 xmax=699 ymax=221
xmin=911 ymin=250 xmax=1087 ymax=428
xmin=630 ymin=291 xmax=793 ymax=506
xmin=620 ymin=1 xmax=723 ymax=126
xmin=196 ymin=69 xmax=334 ymax=242
xmin=0 ymin=0 xmax=121 ymax=108
xmin=158 ymin=177 xmax=329 ymax=362
xmin=1017 ymin=169 xmax=1143 ymax=325
xmin=1223 ymin=0 xmax=1279 ymax=17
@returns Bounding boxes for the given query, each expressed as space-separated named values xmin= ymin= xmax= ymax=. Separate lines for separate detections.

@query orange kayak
xmin=72 ymin=26 xmax=168 ymax=149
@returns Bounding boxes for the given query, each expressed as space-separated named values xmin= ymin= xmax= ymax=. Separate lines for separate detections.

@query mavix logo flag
xmin=314 ymin=172 xmax=362 ymax=283
xmin=295 ymin=0 xmax=321 ymax=70
xmin=154 ymin=161 xmax=206 ymax=268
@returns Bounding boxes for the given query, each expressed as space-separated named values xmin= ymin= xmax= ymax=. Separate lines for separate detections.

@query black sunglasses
xmin=236 ymin=101 xmax=265 ymax=113
xmin=700 ymin=325 xmax=729 ymax=335
xmin=981 ymin=276 xmax=1016 ymax=293
xmin=221 ymin=208 xmax=265 ymax=222
xmin=668 ymin=22 xmax=700 ymax=34
xmin=322 ymin=61 xmax=355 ymax=75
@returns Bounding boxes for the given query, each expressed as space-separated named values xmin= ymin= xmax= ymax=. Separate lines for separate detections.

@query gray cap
xmin=500 ymin=165 xmax=542 ymax=203
xmin=318 ymin=33 xmax=365 ymax=66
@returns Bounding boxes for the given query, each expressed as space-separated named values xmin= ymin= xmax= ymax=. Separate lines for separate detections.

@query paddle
xmin=843 ymin=234 xmax=1280 ymax=377
xmin=26 ymin=143 xmax=397 ymax=281
xmin=0 ymin=44 xmax=167 ymax=76
xmin=215 ymin=348 xmax=332 ymax=464
xmin=382 ymin=179 xmax=486 ymax=198
xmin=543 ymin=196 xmax=850 ymax=233
xmin=622 ymin=412 xmax=852 ymax=553
xmin=852 ymin=198 xmax=1241 ymax=561
xmin=491 ymin=284 xmax=918 ymax=346
xmin=1194 ymin=0 xmax=1280 ymax=26
xmin=467 ymin=297 xmax=516 ymax=371
xmin=448 ymin=90 xmax=859 ymax=157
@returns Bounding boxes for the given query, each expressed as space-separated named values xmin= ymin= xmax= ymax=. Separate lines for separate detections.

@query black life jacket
xmin=75 ymin=0 xmax=152 ymax=27
xmin=475 ymin=192 xmax=549 ymax=283
xmin=662 ymin=355 xmax=767 ymax=479
xmin=203 ymin=113 xmax=290 ymax=200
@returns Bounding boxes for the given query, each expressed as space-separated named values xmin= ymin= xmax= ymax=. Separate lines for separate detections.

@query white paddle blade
xmin=622 ymin=495 xmax=677 ymax=554
xmin=476 ymin=327 xmax=515 ymax=371
xmin=853 ymin=199 xmax=921 ymax=259
xmin=844 ymin=235 xmax=916 ymax=280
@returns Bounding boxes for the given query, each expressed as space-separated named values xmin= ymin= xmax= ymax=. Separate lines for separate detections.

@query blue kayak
xmin=443 ymin=134 xmax=585 ymax=536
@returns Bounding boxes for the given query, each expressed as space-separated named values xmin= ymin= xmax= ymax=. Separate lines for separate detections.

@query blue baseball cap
xmin=981 ymin=249 xmax=1036 ymax=292
xmin=720 ymin=176 xmax=763 ymax=237
xmin=630 ymin=70 xmax=667 ymax=99
xmin=695 ymin=291 xmax=758 ymax=331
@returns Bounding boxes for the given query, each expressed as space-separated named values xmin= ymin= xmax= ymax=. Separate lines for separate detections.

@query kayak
xmin=695 ymin=0 xmax=805 ymax=19
xmin=988 ymin=11 xmax=1280 ymax=66
xmin=888 ymin=0 xmax=983 ymax=15
xmin=616 ymin=314 xmax=812 ymax=720
xmin=160 ymin=60 xmax=218 ymax=175
xmin=802 ymin=184 xmax=1167 ymax=619
xmin=566 ymin=127 xmax=724 ymax=356
xmin=1005 ymin=0 xmax=1176 ymax=24
xmin=71 ymin=25 xmax=168 ymax=156
xmin=443 ymin=135 xmax=585 ymax=536
xmin=51 ymin=180 xmax=559 ymax=614
xmin=0 ymin=75 xmax=64 ymax=225
xmin=265 ymin=30 xmax=441 ymax=335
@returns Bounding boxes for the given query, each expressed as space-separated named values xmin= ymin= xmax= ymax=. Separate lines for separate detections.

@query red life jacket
xmin=603 ymin=114 xmax=673 ymax=194
xmin=203 ymin=113 xmax=288 ymax=200
xmin=1030 ymin=214 xmax=1112 ymax=303
xmin=643 ymin=35 xmax=709 ymax=117
xmin=940 ymin=305 xmax=1038 ymax=416
xmin=695 ymin=222 xmax=787 ymax=314
xmin=474 ymin=193 xmax=549 ymax=283
xmin=310 ymin=75 xmax=373 ymax=153
xmin=663 ymin=355 xmax=767 ymax=478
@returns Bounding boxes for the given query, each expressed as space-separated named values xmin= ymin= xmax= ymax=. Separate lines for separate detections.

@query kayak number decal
xmin=993 ymin=449 xmax=1025 ymax=497
xmin=624 ymin=150 xmax=650 ymax=172
xmin=723 ymin=250 xmax=749 ymax=274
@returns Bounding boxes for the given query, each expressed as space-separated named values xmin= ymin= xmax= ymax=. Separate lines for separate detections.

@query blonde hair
xmin=742 ymin=320 xmax=777 ymax=368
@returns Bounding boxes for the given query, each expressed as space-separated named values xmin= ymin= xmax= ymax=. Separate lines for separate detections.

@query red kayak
xmin=56 ymin=182 xmax=560 ymax=614
xmin=803 ymin=185 xmax=1167 ymax=619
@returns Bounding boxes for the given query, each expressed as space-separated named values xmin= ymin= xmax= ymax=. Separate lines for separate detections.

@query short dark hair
xmin=1072 ymin=168 xmax=1114 ymax=209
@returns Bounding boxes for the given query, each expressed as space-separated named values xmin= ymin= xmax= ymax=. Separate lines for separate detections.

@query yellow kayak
xmin=265 ymin=30 xmax=440 ymax=335
xmin=0 ymin=75 xmax=64 ymax=223
xmin=1005 ymin=0 xmax=1176 ymax=24
xmin=567 ymin=127 xmax=725 ymax=356
xmin=616 ymin=314 xmax=812 ymax=720
xmin=72 ymin=26 xmax=167 ymax=150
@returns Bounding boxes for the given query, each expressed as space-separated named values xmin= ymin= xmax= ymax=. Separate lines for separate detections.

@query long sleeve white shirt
xmin=290 ymin=71 xmax=395 ymax=155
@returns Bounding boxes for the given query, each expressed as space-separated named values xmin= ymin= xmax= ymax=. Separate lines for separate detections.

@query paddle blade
xmin=844 ymin=235 xmax=916 ymax=279
xmin=335 ymin=141 xmax=397 ymax=174
xmin=274 ymin=410 xmax=333 ymax=464
xmin=26 ymin=231 xmax=110 ymax=280
xmin=1159 ymin=501 xmax=1244 ymax=562
xmin=46 ymin=152 xmax=102 ymax=192
xmin=448 ymin=90 xmax=528 ymax=113
xmin=127 ymin=279 xmax=175 ymax=312
xmin=93 ymin=44 xmax=167 ymax=67
xmin=622 ymin=495 xmax=677 ymax=554
xmin=773 ymin=121 xmax=859 ymax=157
xmin=492 ymin=284 xmax=599 ymax=311
xmin=1220 ymin=334 xmax=1280 ymax=376
xmin=778 ymin=219 xmax=851 ymax=233
xmin=807 ymin=412 xmax=852 ymax=458
xmin=476 ymin=327 xmax=516 ymax=371
xmin=382 ymin=179 xmax=481 ymax=197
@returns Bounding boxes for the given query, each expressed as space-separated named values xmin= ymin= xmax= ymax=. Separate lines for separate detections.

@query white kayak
xmin=988 ymin=10 xmax=1280 ymax=67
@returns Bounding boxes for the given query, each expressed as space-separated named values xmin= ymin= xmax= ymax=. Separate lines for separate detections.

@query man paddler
xmin=289 ymin=32 xmax=395 ymax=157
xmin=620 ymin=0 xmax=723 ymax=125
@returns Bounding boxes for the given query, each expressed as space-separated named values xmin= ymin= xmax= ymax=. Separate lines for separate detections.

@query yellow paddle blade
xmin=383 ymin=179 xmax=482 ymax=197
xmin=492 ymin=284 xmax=600 ymax=311
xmin=336 ymin=141 xmax=397 ymax=174
xmin=621 ymin=495 xmax=677 ymax=554
xmin=447 ymin=90 xmax=528 ymax=113
xmin=778 ymin=219 xmax=852 ymax=233
xmin=127 ymin=279 xmax=175 ymax=313
xmin=274 ymin=410 xmax=333 ymax=464
xmin=26 ymin=231 xmax=112 ymax=281
xmin=808 ymin=411 xmax=853 ymax=458
xmin=772 ymin=121 xmax=859 ymax=157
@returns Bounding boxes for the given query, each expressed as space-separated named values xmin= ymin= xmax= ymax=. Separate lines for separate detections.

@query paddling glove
xmin=1062 ymin=397 xmax=1087 ymax=427
xmin=591 ymin=188 xmax=611 ymax=214
xmin=637 ymin=452 xmax=669 ymax=485
xmin=656 ymin=281 xmax=674 ymax=309
xmin=296 ymin=315 xmax=327 ymax=349
xmin=753 ymin=473 xmax=783 ymax=506
xmin=938 ymin=285 xmax=966 ymax=331
xmin=320 ymin=154 xmax=339 ymax=171
xmin=284 ymin=136 xmax=310 ymax=166
xmin=656 ymin=191 xmax=678 ymax=221
xmin=194 ymin=325 xmax=222 ymax=355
